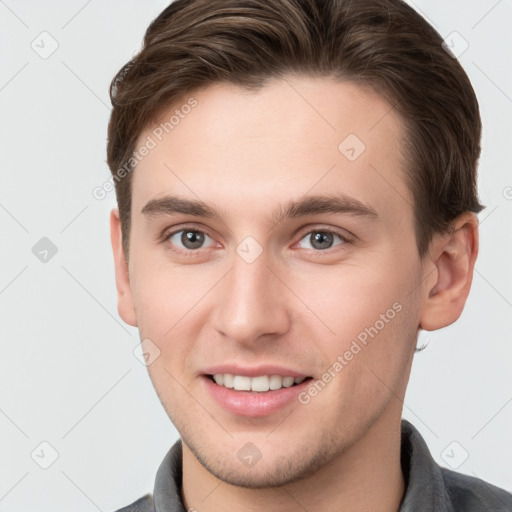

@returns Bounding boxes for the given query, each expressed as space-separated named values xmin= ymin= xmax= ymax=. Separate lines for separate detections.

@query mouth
xmin=206 ymin=373 xmax=314 ymax=392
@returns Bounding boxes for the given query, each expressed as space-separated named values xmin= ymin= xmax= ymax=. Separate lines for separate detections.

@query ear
xmin=419 ymin=212 xmax=479 ymax=331
xmin=110 ymin=208 xmax=138 ymax=327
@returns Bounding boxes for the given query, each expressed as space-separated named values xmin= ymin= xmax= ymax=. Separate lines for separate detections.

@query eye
xmin=166 ymin=228 xmax=217 ymax=251
xmin=296 ymin=229 xmax=349 ymax=251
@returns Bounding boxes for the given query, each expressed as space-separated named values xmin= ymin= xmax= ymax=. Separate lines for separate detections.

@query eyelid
xmin=162 ymin=223 xmax=213 ymax=240
xmin=294 ymin=224 xmax=356 ymax=245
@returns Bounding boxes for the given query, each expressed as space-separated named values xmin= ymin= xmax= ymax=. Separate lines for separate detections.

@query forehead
xmin=131 ymin=76 xmax=412 ymax=226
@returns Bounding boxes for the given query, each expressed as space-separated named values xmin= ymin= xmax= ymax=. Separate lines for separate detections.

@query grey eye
xmin=298 ymin=231 xmax=345 ymax=251
xmin=168 ymin=229 xmax=213 ymax=250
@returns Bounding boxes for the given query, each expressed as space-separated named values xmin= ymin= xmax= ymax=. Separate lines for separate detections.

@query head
xmin=108 ymin=0 xmax=482 ymax=488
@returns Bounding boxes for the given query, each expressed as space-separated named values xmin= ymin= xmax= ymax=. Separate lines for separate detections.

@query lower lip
xmin=202 ymin=375 xmax=312 ymax=418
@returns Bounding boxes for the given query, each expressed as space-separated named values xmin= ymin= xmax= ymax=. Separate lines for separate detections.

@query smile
xmin=209 ymin=374 xmax=312 ymax=392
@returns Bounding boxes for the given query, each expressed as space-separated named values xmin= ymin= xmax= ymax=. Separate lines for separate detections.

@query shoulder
xmin=113 ymin=492 xmax=154 ymax=512
xmin=440 ymin=466 xmax=512 ymax=511
xmin=112 ymin=439 xmax=185 ymax=512
xmin=399 ymin=419 xmax=512 ymax=511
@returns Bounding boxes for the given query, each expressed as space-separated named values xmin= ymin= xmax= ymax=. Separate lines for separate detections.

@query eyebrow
xmin=141 ymin=193 xmax=379 ymax=224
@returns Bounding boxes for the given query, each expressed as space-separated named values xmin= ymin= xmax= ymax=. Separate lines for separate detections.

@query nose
xmin=212 ymin=248 xmax=291 ymax=347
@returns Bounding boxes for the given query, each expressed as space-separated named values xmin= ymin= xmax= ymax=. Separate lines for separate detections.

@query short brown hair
xmin=107 ymin=0 xmax=484 ymax=260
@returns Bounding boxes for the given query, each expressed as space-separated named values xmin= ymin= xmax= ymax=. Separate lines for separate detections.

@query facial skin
xmin=111 ymin=76 xmax=478 ymax=512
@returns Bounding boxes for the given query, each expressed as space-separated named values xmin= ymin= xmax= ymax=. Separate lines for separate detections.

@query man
xmin=107 ymin=0 xmax=512 ymax=510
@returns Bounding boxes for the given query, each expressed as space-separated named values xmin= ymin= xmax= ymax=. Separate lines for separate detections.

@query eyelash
xmin=161 ymin=225 xmax=354 ymax=256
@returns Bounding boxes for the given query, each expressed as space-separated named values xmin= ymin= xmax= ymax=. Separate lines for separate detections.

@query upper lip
xmin=202 ymin=364 xmax=310 ymax=378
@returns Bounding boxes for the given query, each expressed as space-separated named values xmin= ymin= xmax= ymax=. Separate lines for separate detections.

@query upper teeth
xmin=213 ymin=374 xmax=306 ymax=392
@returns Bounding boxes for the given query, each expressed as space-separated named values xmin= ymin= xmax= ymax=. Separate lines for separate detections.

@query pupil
xmin=182 ymin=230 xmax=204 ymax=249
xmin=311 ymin=232 xmax=333 ymax=250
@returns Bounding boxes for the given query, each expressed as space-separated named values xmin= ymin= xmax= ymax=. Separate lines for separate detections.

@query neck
xmin=181 ymin=407 xmax=406 ymax=512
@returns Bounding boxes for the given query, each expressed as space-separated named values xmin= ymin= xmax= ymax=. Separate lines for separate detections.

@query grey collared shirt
xmin=114 ymin=419 xmax=512 ymax=511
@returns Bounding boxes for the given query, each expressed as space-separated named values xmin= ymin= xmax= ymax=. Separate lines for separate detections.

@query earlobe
xmin=110 ymin=208 xmax=138 ymax=327
xmin=419 ymin=213 xmax=479 ymax=331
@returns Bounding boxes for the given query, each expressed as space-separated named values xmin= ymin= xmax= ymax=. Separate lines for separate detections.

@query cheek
xmin=129 ymin=259 xmax=220 ymax=389
xmin=129 ymin=254 xmax=207 ymax=336
xmin=289 ymin=258 xmax=420 ymax=397
xmin=289 ymin=260 xmax=408 ymax=337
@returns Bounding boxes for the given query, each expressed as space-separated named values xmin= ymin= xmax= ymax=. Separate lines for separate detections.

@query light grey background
xmin=1 ymin=1 xmax=511 ymax=510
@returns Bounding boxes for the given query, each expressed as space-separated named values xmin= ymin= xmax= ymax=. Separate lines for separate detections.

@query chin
xmin=186 ymin=434 xmax=341 ymax=489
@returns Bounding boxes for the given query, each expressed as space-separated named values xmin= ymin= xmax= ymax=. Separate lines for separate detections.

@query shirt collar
xmin=398 ymin=418 xmax=453 ymax=511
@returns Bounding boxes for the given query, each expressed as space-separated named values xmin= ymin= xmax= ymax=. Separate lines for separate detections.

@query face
xmin=114 ymin=76 xmax=428 ymax=487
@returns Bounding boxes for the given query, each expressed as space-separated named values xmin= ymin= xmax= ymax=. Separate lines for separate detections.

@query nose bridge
xmin=213 ymin=245 xmax=289 ymax=343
